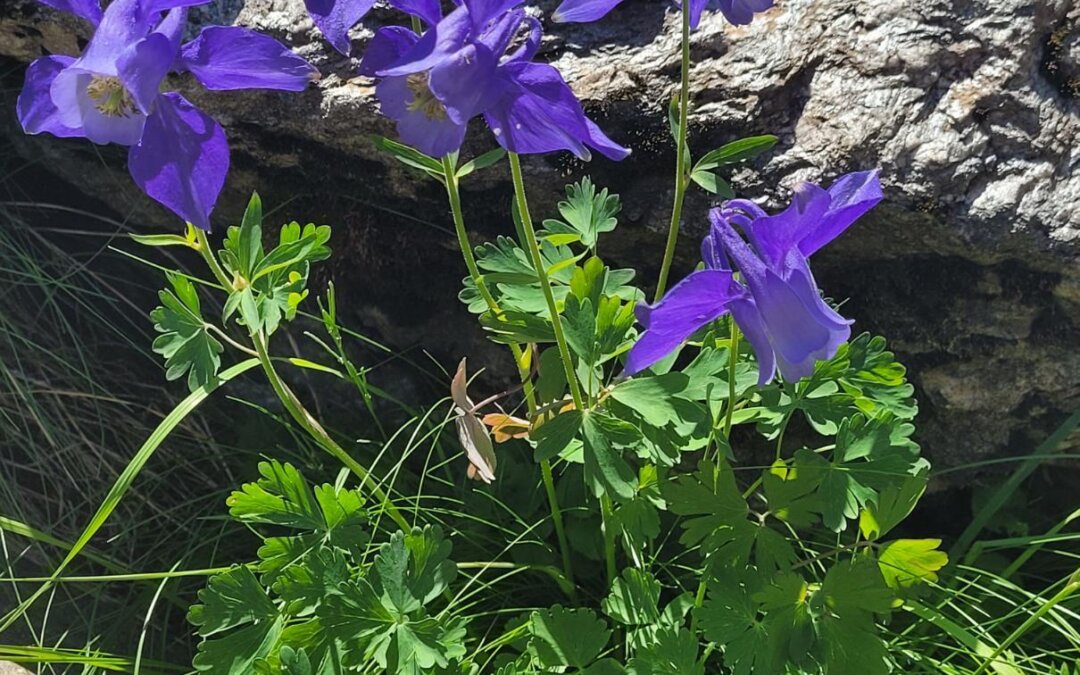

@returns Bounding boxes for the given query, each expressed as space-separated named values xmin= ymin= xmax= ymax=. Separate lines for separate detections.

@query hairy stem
xmin=252 ymin=332 xmax=411 ymax=532
xmin=506 ymin=153 xmax=584 ymax=412
xmin=654 ymin=6 xmax=693 ymax=301
xmin=195 ymin=229 xmax=411 ymax=533
xmin=442 ymin=155 xmax=576 ymax=597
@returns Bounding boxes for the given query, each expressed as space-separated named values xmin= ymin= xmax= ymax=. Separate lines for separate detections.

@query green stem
xmin=442 ymin=155 xmax=576 ymax=597
xmin=194 ymin=229 xmax=410 ymax=533
xmin=654 ymin=6 xmax=693 ymax=301
xmin=506 ymin=153 xmax=584 ymax=412
xmin=689 ymin=557 xmax=712 ymax=637
xmin=600 ymin=493 xmax=617 ymax=587
xmin=971 ymin=575 xmax=1080 ymax=675
xmin=723 ymin=324 xmax=740 ymax=440
xmin=252 ymin=332 xmax=411 ymax=532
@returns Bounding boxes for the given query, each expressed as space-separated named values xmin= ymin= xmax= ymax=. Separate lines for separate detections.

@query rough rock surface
xmin=0 ymin=0 xmax=1077 ymax=472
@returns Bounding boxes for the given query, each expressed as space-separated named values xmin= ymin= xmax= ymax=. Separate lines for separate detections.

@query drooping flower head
xmin=625 ymin=170 xmax=884 ymax=384
xmin=360 ymin=0 xmax=629 ymax=161
xmin=18 ymin=0 xmax=318 ymax=230
xmin=553 ymin=0 xmax=774 ymax=29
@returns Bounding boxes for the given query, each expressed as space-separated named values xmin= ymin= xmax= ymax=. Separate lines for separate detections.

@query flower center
xmin=405 ymin=73 xmax=447 ymax=121
xmin=86 ymin=76 xmax=137 ymax=118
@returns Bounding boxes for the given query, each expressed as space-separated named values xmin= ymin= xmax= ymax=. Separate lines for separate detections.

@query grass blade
xmin=0 ymin=358 xmax=259 ymax=633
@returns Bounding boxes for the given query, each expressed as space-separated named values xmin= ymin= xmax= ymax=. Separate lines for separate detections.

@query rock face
xmin=1 ymin=0 xmax=1077 ymax=471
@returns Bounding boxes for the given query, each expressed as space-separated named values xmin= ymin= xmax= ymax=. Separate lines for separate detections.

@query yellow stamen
xmin=86 ymin=76 xmax=137 ymax=117
xmin=405 ymin=72 xmax=447 ymax=121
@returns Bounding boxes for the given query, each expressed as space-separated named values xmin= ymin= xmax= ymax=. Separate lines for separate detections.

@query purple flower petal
xmin=428 ymin=42 xmax=501 ymax=124
xmin=18 ymin=56 xmax=84 ymax=138
xmin=179 ymin=26 xmax=319 ymax=92
xmin=484 ymin=63 xmax=592 ymax=159
xmin=583 ymin=116 xmax=631 ymax=161
xmin=707 ymin=208 xmax=768 ymax=284
xmin=749 ymin=264 xmax=848 ymax=382
xmin=728 ymin=297 xmax=776 ymax=385
xmin=484 ymin=62 xmax=627 ymax=161
xmin=797 ymin=170 xmax=883 ymax=257
xmin=359 ymin=26 xmax=418 ymax=77
xmin=625 ymin=269 xmax=740 ymax=375
xmin=378 ymin=5 xmax=472 ymax=77
xmin=376 ymin=75 xmax=468 ymax=157
xmin=551 ymin=0 xmax=624 ymax=23
xmin=461 ymin=0 xmax=521 ymax=30
xmin=142 ymin=0 xmax=212 ymax=13
xmin=717 ymin=0 xmax=774 ymax=26
xmin=686 ymin=0 xmax=708 ymax=29
xmin=304 ymin=0 xmax=377 ymax=55
xmin=389 ymin=0 xmax=442 ymax=26
xmin=37 ymin=0 xmax=103 ymax=25
xmin=501 ymin=16 xmax=541 ymax=63
xmin=128 ymin=92 xmax=228 ymax=231
xmin=116 ymin=6 xmax=184 ymax=113
xmin=740 ymin=183 xmax=830 ymax=269
xmin=477 ymin=8 xmax=526 ymax=57
xmin=74 ymin=0 xmax=156 ymax=74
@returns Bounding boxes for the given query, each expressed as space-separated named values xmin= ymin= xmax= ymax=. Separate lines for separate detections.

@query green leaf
xmin=876 ymin=539 xmax=948 ymax=589
xmin=689 ymin=170 xmax=735 ymax=198
xmin=602 ymin=569 xmax=661 ymax=627
xmin=316 ymin=527 xmax=463 ymax=674
xmin=627 ymin=627 xmax=702 ymax=675
xmin=372 ymin=527 xmax=457 ymax=617
xmin=582 ymin=412 xmax=639 ymax=502
xmin=189 ymin=566 xmax=277 ymax=636
xmin=696 ymin=568 xmax=785 ymax=675
xmin=859 ymin=468 xmax=929 ymax=540
xmin=130 ymin=232 xmax=193 ymax=248
xmin=228 ymin=460 xmax=368 ymax=582
xmin=814 ymin=560 xmax=893 ymax=674
xmin=563 ymin=295 xmax=598 ymax=366
xmin=536 ymin=347 xmax=568 ymax=404
xmin=273 ymin=547 xmax=350 ymax=615
xmin=480 ymin=309 xmax=556 ymax=344
xmin=372 ymin=135 xmax=445 ymax=179
xmin=189 ymin=566 xmax=284 ymax=674
xmin=755 ymin=334 xmax=917 ymax=438
xmin=533 ymin=409 xmax=583 ymax=462
xmin=528 ymin=605 xmax=611 ymax=670
xmin=150 ymin=272 xmax=223 ymax=391
xmin=663 ymin=460 xmax=747 ymax=550
xmin=693 ymin=135 xmax=778 ymax=171
xmin=762 ymin=459 xmax=821 ymax=528
xmin=792 ymin=414 xmax=924 ymax=532
xmin=666 ymin=95 xmax=691 ymax=174
xmin=540 ymin=177 xmax=621 ymax=250
xmin=228 ymin=460 xmax=366 ymax=533
xmin=664 ymin=460 xmax=793 ymax=569
xmin=456 ymin=148 xmax=506 ymax=178
xmin=222 ymin=192 xmax=265 ymax=280
xmin=820 ymin=558 xmax=894 ymax=616
xmin=609 ymin=373 xmax=690 ymax=427
xmin=252 ymin=222 xmax=331 ymax=283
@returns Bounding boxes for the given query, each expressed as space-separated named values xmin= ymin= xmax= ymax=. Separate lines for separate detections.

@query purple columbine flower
xmin=303 ymin=0 xmax=442 ymax=56
xmin=360 ymin=0 xmax=629 ymax=161
xmin=553 ymin=0 xmax=773 ymax=28
xmin=625 ymin=170 xmax=884 ymax=384
xmin=17 ymin=0 xmax=318 ymax=230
